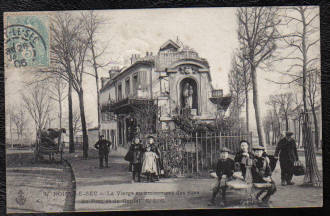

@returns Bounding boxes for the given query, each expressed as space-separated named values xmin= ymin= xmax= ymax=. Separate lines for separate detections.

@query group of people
xmin=125 ymin=135 xmax=163 ymax=183
xmin=94 ymin=131 xmax=300 ymax=206
xmin=209 ymin=131 xmax=299 ymax=206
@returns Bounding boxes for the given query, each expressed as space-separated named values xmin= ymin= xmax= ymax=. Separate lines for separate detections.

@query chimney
xmin=109 ymin=66 xmax=121 ymax=80
xmin=101 ymin=77 xmax=107 ymax=88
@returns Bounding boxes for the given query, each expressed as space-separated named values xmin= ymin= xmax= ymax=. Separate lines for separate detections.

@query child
xmin=251 ymin=145 xmax=277 ymax=205
xmin=128 ymin=137 xmax=143 ymax=182
xmin=141 ymin=145 xmax=159 ymax=182
xmin=234 ymin=140 xmax=253 ymax=180
xmin=208 ymin=147 xmax=235 ymax=206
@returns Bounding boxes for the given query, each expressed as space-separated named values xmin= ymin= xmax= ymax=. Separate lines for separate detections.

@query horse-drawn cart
xmin=34 ymin=128 xmax=66 ymax=162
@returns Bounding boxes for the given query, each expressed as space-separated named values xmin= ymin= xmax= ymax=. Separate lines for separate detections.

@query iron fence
xmin=159 ymin=131 xmax=252 ymax=176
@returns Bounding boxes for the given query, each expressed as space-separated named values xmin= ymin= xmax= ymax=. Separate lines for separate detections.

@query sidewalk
xmin=64 ymin=147 xmax=323 ymax=211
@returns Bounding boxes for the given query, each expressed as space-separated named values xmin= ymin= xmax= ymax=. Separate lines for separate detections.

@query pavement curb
xmin=62 ymin=159 xmax=76 ymax=212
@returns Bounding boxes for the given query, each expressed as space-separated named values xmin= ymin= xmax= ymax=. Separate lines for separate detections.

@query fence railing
xmin=159 ymin=131 xmax=252 ymax=176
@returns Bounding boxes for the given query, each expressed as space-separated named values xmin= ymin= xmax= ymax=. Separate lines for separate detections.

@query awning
xmin=107 ymin=98 xmax=155 ymax=114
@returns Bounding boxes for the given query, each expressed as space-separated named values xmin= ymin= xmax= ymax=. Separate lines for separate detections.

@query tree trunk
xmin=245 ymin=84 xmax=249 ymax=133
xmin=68 ymin=80 xmax=75 ymax=153
xmin=78 ymin=90 xmax=89 ymax=159
xmin=302 ymin=114 xmax=321 ymax=186
xmin=59 ymin=99 xmax=62 ymax=128
xmin=285 ymin=115 xmax=289 ymax=131
xmin=301 ymin=7 xmax=321 ymax=186
xmin=298 ymin=118 xmax=301 ymax=148
xmin=91 ymin=45 xmax=101 ymax=137
xmin=311 ymin=105 xmax=319 ymax=151
xmin=251 ymin=65 xmax=264 ymax=147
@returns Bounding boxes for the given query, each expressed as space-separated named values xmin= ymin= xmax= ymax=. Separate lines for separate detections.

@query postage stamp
xmin=4 ymin=13 xmax=49 ymax=68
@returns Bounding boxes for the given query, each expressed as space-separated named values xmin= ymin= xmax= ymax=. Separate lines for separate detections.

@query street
xmin=6 ymin=151 xmax=75 ymax=213
xmin=64 ymin=147 xmax=323 ymax=211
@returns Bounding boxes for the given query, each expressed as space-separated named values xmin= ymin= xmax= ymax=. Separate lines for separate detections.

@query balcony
xmin=209 ymin=89 xmax=231 ymax=112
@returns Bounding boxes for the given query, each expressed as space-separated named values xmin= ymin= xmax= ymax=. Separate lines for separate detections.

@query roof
xmin=159 ymin=39 xmax=180 ymax=52
xmin=100 ymin=59 xmax=154 ymax=93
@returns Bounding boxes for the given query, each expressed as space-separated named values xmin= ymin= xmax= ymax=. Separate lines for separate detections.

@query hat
xmin=220 ymin=147 xmax=231 ymax=153
xmin=146 ymin=134 xmax=156 ymax=140
xmin=285 ymin=131 xmax=294 ymax=137
xmin=252 ymin=145 xmax=265 ymax=150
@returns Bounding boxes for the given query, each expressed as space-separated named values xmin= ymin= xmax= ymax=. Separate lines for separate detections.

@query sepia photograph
xmin=4 ymin=6 xmax=323 ymax=213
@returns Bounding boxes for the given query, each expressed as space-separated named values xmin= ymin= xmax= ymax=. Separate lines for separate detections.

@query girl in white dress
xmin=141 ymin=146 xmax=159 ymax=182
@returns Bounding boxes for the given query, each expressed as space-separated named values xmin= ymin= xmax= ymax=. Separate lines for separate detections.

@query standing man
xmin=274 ymin=131 xmax=299 ymax=186
xmin=94 ymin=135 xmax=112 ymax=168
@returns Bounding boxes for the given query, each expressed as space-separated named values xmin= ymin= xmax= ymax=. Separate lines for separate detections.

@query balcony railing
xmin=211 ymin=89 xmax=223 ymax=98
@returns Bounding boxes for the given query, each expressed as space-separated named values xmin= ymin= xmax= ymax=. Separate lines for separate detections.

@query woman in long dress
xmin=141 ymin=145 xmax=159 ymax=182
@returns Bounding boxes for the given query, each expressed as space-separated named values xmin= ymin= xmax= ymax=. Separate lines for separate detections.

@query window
xmin=118 ymin=84 xmax=122 ymax=100
xmin=111 ymin=130 xmax=115 ymax=143
xmin=125 ymin=78 xmax=130 ymax=97
xmin=133 ymin=73 xmax=139 ymax=95
xmin=107 ymin=130 xmax=110 ymax=141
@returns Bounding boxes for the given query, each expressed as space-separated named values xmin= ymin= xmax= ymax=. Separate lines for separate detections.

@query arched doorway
xmin=180 ymin=78 xmax=198 ymax=111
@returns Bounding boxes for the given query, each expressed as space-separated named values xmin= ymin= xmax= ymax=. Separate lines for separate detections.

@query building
xmin=99 ymin=40 xmax=231 ymax=147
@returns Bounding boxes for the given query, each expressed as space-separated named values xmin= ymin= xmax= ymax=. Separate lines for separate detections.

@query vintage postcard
xmin=4 ymin=7 xmax=322 ymax=213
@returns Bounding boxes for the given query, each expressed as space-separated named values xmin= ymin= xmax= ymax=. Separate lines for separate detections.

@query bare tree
xmin=6 ymin=104 xmax=14 ymax=148
xmin=269 ymin=93 xmax=295 ymax=131
xmin=306 ymin=67 xmax=321 ymax=150
xmin=81 ymin=11 xmax=110 ymax=138
xmin=72 ymin=108 xmax=82 ymax=137
xmin=268 ymin=6 xmax=321 ymax=186
xmin=237 ymin=7 xmax=281 ymax=146
xmin=228 ymin=55 xmax=245 ymax=128
xmin=263 ymin=111 xmax=272 ymax=145
xmin=50 ymin=12 xmax=90 ymax=158
xmin=230 ymin=50 xmax=252 ymax=133
xmin=22 ymin=82 xmax=53 ymax=138
xmin=11 ymin=106 xmax=28 ymax=142
xmin=47 ymin=74 xmax=68 ymax=129
xmin=266 ymin=96 xmax=282 ymax=145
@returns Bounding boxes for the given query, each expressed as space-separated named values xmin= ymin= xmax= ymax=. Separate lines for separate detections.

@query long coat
xmin=251 ymin=156 xmax=272 ymax=183
xmin=274 ymin=137 xmax=299 ymax=163
xmin=129 ymin=144 xmax=143 ymax=164
xmin=94 ymin=140 xmax=111 ymax=155
xmin=234 ymin=151 xmax=253 ymax=179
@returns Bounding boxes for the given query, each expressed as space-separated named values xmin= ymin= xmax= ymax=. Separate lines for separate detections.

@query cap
xmin=220 ymin=147 xmax=231 ymax=153
xmin=285 ymin=131 xmax=294 ymax=137
xmin=252 ymin=145 xmax=265 ymax=150
xmin=146 ymin=134 xmax=156 ymax=140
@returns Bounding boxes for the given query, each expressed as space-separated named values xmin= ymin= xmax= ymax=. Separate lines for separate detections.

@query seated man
xmin=208 ymin=147 xmax=235 ymax=206
xmin=251 ymin=145 xmax=277 ymax=205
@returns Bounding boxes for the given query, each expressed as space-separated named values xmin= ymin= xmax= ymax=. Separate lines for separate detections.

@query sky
xmin=5 ymin=7 xmax=321 ymax=134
